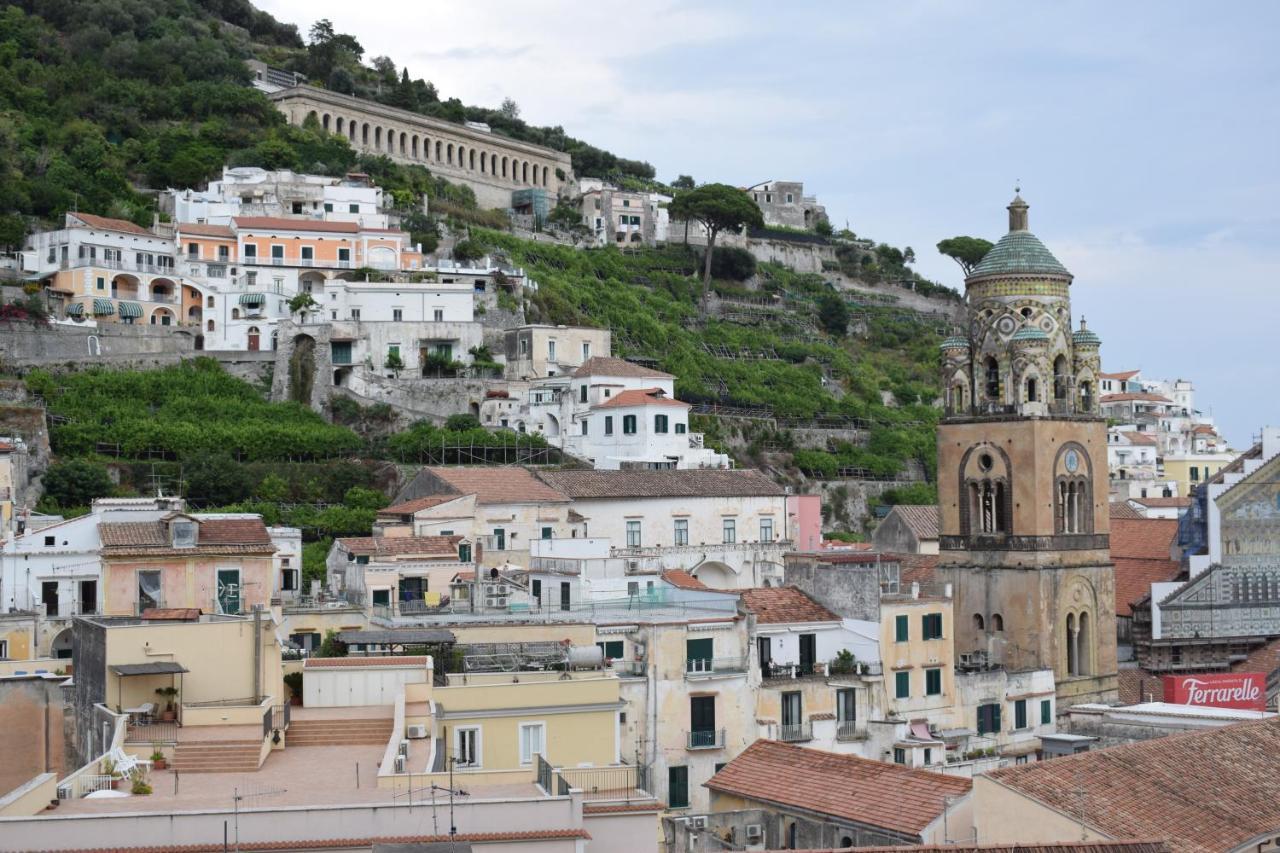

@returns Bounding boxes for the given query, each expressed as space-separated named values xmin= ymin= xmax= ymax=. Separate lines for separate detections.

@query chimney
xmin=1008 ymin=193 xmax=1029 ymax=232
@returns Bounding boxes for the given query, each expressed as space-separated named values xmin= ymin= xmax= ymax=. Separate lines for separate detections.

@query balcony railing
xmin=614 ymin=540 xmax=792 ymax=559
xmin=778 ymin=721 xmax=812 ymax=743
xmin=242 ymin=257 xmax=353 ymax=270
xmin=836 ymin=721 xmax=865 ymax=742
xmin=763 ymin=661 xmax=827 ymax=680
xmin=558 ymin=763 xmax=652 ymax=802
xmin=686 ymin=728 xmax=725 ymax=750
xmin=685 ymin=656 xmax=748 ymax=677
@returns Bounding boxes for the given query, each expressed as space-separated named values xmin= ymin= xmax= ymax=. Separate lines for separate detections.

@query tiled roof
xmin=968 ymin=230 xmax=1069 ymax=278
xmin=377 ymin=495 xmax=458 ymax=516
xmin=595 ymin=387 xmax=690 ymax=408
xmin=740 ymin=586 xmax=840 ymax=624
xmin=140 ymin=608 xmax=201 ymax=621
xmin=337 ymin=535 xmax=462 ymax=558
xmin=56 ymin=828 xmax=593 ymax=852
xmin=1101 ymin=393 xmax=1173 ymax=404
xmin=1119 ymin=431 xmax=1158 ymax=446
xmin=662 ymin=569 xmax=709 ymax=590
xmin=175 ymin=222 xmax=235 ymax=238
xmin=1133 ymin=496 xmax=1190 ymax=508
xmin=897 ymin=553 xmax=940 ymax=586
xmin=1110 ymin=518 xmax=1181 ymax=616
xmin=1231 ymin=637 xmax=1280 ymax=680
xmin=305 ymin=656 xmax=429 ymax=668
xmin=536 ymin=468 xmax=784 ymax=499
xmin=1191 ymin=424 xmax=1217 ymax=435
xmin=784 ymin=844 xmax=1170 ymax=853
xmin=886 ymin=505 xmax=939 ymax=540
xmin=987 ymin=717 xmax=1280 ymax=853
xmin=100 ymin=517 xmax=274 ymax=556
xmin=232 ymin=216 xmax=359 ymax=233
xmin=1110 ymin=502 xmax=1145 ymax=520
xmin=425 ymin=466 xmax=570 ymax=504
xmin=707 ymin=739 xmax=971 ymax=838
xmin=571 ymin=356 xmax=673 ymax=379
xmin=1100 ymin=370 xmax=1142 ymax=381
xmin=1116 ymin=667 xmax=1165 ymax=705
xmin=69 ymin=212 xmax=152 ymax=236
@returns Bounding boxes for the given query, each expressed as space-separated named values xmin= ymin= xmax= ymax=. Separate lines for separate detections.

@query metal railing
xmin=685 ymin=656 xmax=748 ymax=677
xmin=686 ymin=728 xmax=725 ymax=750
xmin=778 ymin=721 xmax=812 ymax=743
xmin=536 ymin=754 xmax=554 ymax=792
xmin=836 ymin=721 xmax=864 ymax=741
xmin=125 ymin=720 xmax=179 ymax=745
xmin=558 ymin=764 xmax=651 ymax=802
xmin=261 ymin=704 xmax=273 ymax=739
xmin=763 ymin=661 xmax=827 ymax=680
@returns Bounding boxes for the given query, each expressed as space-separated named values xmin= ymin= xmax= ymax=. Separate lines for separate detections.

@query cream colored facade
xmin=972 ymin=775 xmax=1109 ymax=844
xmin=501 ymin=324 xmax=612 ymax=381
xmin=1163 ymin=451 xmax=1235 ymax=501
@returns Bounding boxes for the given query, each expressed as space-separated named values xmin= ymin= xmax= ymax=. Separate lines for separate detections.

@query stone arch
xmin=459 ymin=145 xmax=467 ymax=168
xmin=542 ymin=165 xmax=549 ymax=186
xmin=335 ymin=116 xmax=344 ymax=134
xmin=991 ymin=612 xmax=1004 ymax=631
xmin=692 ymin=561 xmax=735 ymax=589
xmin=375 ymin=126 xmax=382 ymax=149
xmin=973 ymin=613 xmax=985 ymax=631
xmin=982 ymin=355 xmax=1000 ymax=401
xmin=447 ymin=143 xmax=455 ymax=165
xmin=1053 ymin=442 xmax=1094 ymax=534
xmin=51 ymin=627 xmax=74 ymax=659
xmin=435 ymin=140 xmax=442 ymax=161
xmin=1053 ymin=353 xmax=1070 ymax=402
xmin=545 ymin=413 xmax=561 ymax=437
xmin=502 ymin=156 xmax=509 ymax=178
xmin=522 ymin=161 xmax=529 ymax=184
xmin=480 ymin=151 xmax=487 ymax=173
xmin=947 ymin=368 xmax=970 ymax=414
xmin=412 ymin=135 xmax=419 ymax=159
xmin=958 ymin=442 xmax=1013 ymax=536
xmin=400 ymin=131 xmax=407 ymax=156
xmin=469 ymin=149 xmax=476 ymax=171
xmin=87 ymin=335 xmax=100 ymax=356
xmin=306 ymin=110 xmax=318 ymax=126
xmin=362 ymin=123 xmax=370 ymax=145
xmin=149 ymin=307 xmax=174 ymax=326
xmin=348 ymin=120 xmax=356 ymax=141
xmin=386 ymin=127 xmax=395 ymax=152
xmin=469 ymin=401 xmax=480 ymax=418
xmin=1076 ymin=367 xmax=1096 ymax=412
xmin=322 ymin=113 xmax=330 ymax=131
xmin=247 ymin=325 xmax=261 ymax=351
xmin=111 ymin=272 xmax=140 ymax=299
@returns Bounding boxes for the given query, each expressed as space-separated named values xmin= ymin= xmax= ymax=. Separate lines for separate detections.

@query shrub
xmin=40 ymin=460 xmax=114 ymax=509
xmin=704 ymin=246 xmax=756 ymax=281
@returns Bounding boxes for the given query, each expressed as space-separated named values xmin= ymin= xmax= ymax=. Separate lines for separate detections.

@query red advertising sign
xmin=1162 ymin=673 xmax=1267 ymax=711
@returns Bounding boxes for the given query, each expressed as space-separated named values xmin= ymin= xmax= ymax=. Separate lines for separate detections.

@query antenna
xmin=231 ymin=784 xmax=287 ymax=851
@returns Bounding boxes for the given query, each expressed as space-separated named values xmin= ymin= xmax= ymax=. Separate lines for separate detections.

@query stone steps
xmin=172 ymin=740 xmax=263 ymax=773
xmin=285 ymin=718 xmax=394 ymax=746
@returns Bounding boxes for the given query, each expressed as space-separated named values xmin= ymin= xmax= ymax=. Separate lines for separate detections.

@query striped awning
xmin=239 ymin=292 xmax=265 ymax=306
xmin=117 ymin=301 xmax=142 ymax=319
xmin=92 ymin=298 xmax=114 ymax=316
xmin=65 ymin=303 xmax=85 ymax=317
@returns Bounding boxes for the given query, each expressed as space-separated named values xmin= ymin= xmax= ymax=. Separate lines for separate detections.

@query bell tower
xmin=936 ymin=194 xmax=1117 ymax=707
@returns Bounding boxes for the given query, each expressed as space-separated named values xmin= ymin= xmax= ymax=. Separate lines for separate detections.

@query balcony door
xmin=799 ymin=633 xmax=816 ymax=674
xmin=690 ymin=695 xmax=716 ymax=746
xmin=757 ymin=636 xmax=772 ymax=679
xmin=79 ymin=580 xmax=97 ymax=615
xmin=216 ymin=568 xmax=241 ymax=615
xmin=41 ymin=581 xmax=59 ymax=617
xmin=781 ymin=691 xmax=802 ymax=728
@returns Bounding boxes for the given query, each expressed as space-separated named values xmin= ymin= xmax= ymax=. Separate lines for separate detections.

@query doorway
xmin=758 ymin=636 xmax=772 ymax=680
xmin=41 ymin=581 xmax=59 ymax=617
xmin=559 ymin=582 xmax=571 ymax=611
xmin=79 ymin=580 xmax=97 ymax=616
xmin=799 ymin=633 xmax=816 ymax=674
xmin=216 ymin=568 xmax=241 ymax=615
xmin=690 ymin=695 xmax=716 ymax=747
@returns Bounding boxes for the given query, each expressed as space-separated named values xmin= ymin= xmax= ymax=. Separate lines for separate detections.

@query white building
xmin=166 ymin=167 xmax=390 ymax=228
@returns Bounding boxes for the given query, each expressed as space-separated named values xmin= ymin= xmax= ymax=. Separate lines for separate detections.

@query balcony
xmin=778 ymin=721 xmax=812 ymax=743
xmin=685 ymin=656 xmax=748 ymax=678
xmin=836 ymin=721 xmax=866 ymax=742
xmin=763 ymin=661 xmax=827 ymax=681
xmin=686 ymin=728 xmax=725 ymax=750
xmin=242 ymin=257 xmax=353 ymax=270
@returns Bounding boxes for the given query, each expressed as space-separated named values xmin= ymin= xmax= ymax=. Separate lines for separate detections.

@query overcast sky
xmin=259 ymin=0 xmax=1278 ymax=446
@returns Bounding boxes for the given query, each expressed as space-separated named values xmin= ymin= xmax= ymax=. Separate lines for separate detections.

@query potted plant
xmin=283 ymin=671 xmax=304 ymax=706
xmin=155 ymin=686 xmax=178 ymax=721
xmin=131 ymin=778 xmax=152 ymax=796
xmin=150 ymin=745 xmax=167 ymax=771
xmin=101 ymin=757 xmax=120 ymax=790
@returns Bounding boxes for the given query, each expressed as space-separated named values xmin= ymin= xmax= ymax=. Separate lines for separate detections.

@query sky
xmin=258 ymin=0 xmax=1280 ymax=447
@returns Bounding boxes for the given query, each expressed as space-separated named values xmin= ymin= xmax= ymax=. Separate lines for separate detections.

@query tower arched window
xmin=1053 ymin=354 xmax=1069 ymax=401
xmin=1066 ymin=613 xmax=1078 ymax=676
xmin=991 ymin=613 xmax=1004 ymax=632
xmin=962 ymin=446 xmax=1011 ymax=537
xmin=973 ymin=613 xmax=985 ymax=631
xmin=1026 ymin=376 xmax=1038 ymax=403
xmin=1077 ymin=612 xmax=1091 ymax=676
xmin=1054 ymin=444 xmax=1093 ymax=535
xmin=984 ymin=357 xmax=999 ymax=400
xmin=1079 ymin=380 xmax=1094 ymax=411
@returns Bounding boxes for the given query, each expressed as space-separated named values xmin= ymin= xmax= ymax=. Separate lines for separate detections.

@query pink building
xmin=789 ymin=493 xmax=823 ymax=551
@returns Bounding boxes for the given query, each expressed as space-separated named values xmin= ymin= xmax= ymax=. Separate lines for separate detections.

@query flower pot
xmin=161 ymin=710 xmax=176 ymax=722
xmin=110 ymin=778 xmax=121 ymax=790
xmin=153 ymin=759 xmax=167 ymax=770
xmin=289 ymin=695 xmax=302 ymax=706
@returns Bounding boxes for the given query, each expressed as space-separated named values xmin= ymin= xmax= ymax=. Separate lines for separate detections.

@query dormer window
xmin=172 ymin=521 xmax=197 ymax=548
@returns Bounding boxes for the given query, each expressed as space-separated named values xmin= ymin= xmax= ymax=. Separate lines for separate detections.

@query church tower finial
xmin=1008 ymin=191 xmax=1029 ymax=232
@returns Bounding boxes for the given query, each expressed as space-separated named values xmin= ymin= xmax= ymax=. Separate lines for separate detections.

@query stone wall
xmin=0 ymin=321 xmax=196 ymax=370
xmin=0 ymin=676 xmax=71 ymax=798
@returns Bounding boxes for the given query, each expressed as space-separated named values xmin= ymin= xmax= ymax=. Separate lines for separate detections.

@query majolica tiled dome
xmin=940 ymin=336 xmax=970 ymax=350
xmin=968 ymin=194 xmax=1071 ymax=279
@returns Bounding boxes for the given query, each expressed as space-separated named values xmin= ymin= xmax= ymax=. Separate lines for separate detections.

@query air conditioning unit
xmin=690 ymin=816 xmax=708 ymax=830
xmin=324 ymin=601 xmax=345 ymax=609
xmin=406 ymin=725 xmax=428 ymax=739
xmin=495 ymin=584 xmax=509 ymax=594
xmin=745 ymin=824 xmax=763 ymax=841
xmin=485 ymin=597 xmax=504 ymax=608
xmin=56 ymin=784 xmax=73 ymax=801
xmin=394 ymin=755 xmax=406 ymax=773
xmin=398 ymin=741 xmax=409 ymax=757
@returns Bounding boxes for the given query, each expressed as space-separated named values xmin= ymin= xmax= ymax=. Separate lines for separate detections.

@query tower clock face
xmin=1065 ymin=449 xmax=1080 ymax=473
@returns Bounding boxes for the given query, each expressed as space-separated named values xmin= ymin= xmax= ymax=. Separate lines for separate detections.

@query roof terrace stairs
xmin=172 ymin=739 xmax=264 ymax=774
xmin=285 ymin=716 xmax=395 ymax=747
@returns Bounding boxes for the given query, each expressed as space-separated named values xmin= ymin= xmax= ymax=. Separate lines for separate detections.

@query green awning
xmin=239 ymin=292 xmax=266 ymax=306
xmin=65 ymin=303 xmax=85 ymax=317
xmin=93 ymin=298 xmax=114 ymax=316
xmin=117 ymin=301 xmax=142 ymax=319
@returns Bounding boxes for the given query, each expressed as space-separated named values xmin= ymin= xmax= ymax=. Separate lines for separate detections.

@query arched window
xmin=322 ymin=113 xmax=330 ymax=131
xmin=206 ymin=296 xmax=214 ymax=308
xmin=480 ymin=151 xmax=486 ymax=172
xmin=522 ymin=161 xmax=529 ymax=184
xmin=458 ymin=145 xmax=466 ymax=167
xmin=435 ymin=140 xmax=442 ymax=161
xmin=469 ymin=149 xmax=476 ymax=171
xmin=984 ymin=356 xmax=999 ymax=399
xmin=1026 ymin=376 xmax=1038 ymax=403
xmin=502 ymin=156 xmax=508 ymax=178
xmin=362 ymin=123 xmax=369 ymax=145
xmin=335 ymin=117 xmax=344 ymax=134
xmin=991 ymin=613 xmax=1004 ymax=632
xmin=375 ymin=126 xmax=382 ymax=148
xmin=1077 ymin=612 xmax=1091 ymax=676
xmin=207 ymin=319 xmax=215 ymax=331
xmin=542 ymin=165 xmax=549 ymax=186
xmin=973 ymin=613 xmax=985 ymax=631
xmin=1054 ymin=444 xmax=1093 ymax=535
xmin=231 ymin=308 xmax=240 ymax=320
xmin=962 ymin=447 xmax=1010 ymax=536
xmin=1053 ymin=354 xmax=1069 ymax=400
xmin=1079 ymin=380 xmax=1094 ymax=411
xmin=400 ymin=132 xmax=407 ymax=155
xmin=447 ymin=143 xmax=454 ymax=165
xmin=348 ymin=120 xmax=356 ymax=141
xmin=1066 ymin=613 xmax=1077 ymax=676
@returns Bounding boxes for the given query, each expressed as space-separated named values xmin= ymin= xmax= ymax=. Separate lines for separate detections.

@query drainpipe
xmin=252 ymin=605 xmax=262 ymax=705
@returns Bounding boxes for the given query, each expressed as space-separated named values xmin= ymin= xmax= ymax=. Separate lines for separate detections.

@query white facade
xmin=318 ymin=279 xmax=473 ymax=325
xmin=167 ymin=167 xmax=389 ymax=228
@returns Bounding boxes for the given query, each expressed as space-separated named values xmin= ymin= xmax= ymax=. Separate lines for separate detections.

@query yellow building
xmin=1161 ymin=451 xmax=1236 ymax=500
xmin=879 ymin=588 xmax=956 ymax=766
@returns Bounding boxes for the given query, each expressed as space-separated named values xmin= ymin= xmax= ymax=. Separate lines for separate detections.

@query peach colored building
xmin=98 ymin=513 xmax=276 ymax=616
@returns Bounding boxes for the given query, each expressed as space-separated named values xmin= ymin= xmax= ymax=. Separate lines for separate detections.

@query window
xmin=722 ymin=518 xmax=736 ymax=544
xmin=541 ymin=527 xmax=552 ymax=540
xmin=925 ymin=668 xmax=942 ymax=696
xmin=686 ymin=638 xmax=713 ymax=673
xmin=44 ymin=535 xmax=55 ymax=547
xmin=270 ymin=245 xmax=284 ymax=262
xmin=604 ymin=416 xmax=613 ymax=435
xmin=893 ymin=747 xmax=906 ymax=764
xmin=654 ymin=414 xmax=668 ymax=433
xmin=393 ymin=308 xmax=403 ymax=322
xmin=96 ymin=277 xmax=105 ymax=291
xmin=582 ymin=342 xmax=591 ymax=360
xmin=548 ymin=340 xmax=557 ymax=361
xmin=781 ymin=691 xmax=801 ymax=727
xmin=667 ymin=766 xmax=689 ymax=808
xmin=282 ymin=569 xmax=298 ymax=591
xmin=992 ymin=613 xmax=1004 ymax=632
xmin=922 ymin=612 xmax=943 ymax=640
xmin=1041 ymin=699 xmax=1052 ymax=725
xmin=300 ymin=246 xmax=314 ymax=261
xmin=626 ymin=581 xmax=639 ymax=596
xmin=895 ymin=614 xmax=909 ymax=642
xmin=348 ymin=204 xmax=359 ymax=214
xmin=433 ymin=308 xmax=444 ymax=322
xmin=580 ymin=384 xmax=588 ymax=403
xmin=675 ymin=422 xmax=686 ymax=434
xmin=244 ymin=244 xmax=257 ymax=259
xmin=138 ymin=570 xmax=162 ymax=611
xmin=0 ymin=639 xmax=9 ymax=659
xmin=977 ymin=702 xmax=1002 ymax=735
xmin=518 ymin=722 xmax=545 ymax=765
xmin=581 ymin=418 xmax=588 ymax=435
xmin=924 ymin=747 xmax=933 ymax=765
xmin=837 ymin=688 xmax=856 ymax=724
xmin=626 ymin=520 xmax=641 ymax=547
xmin=760 ymin=518 xmax=774 ymax=542
xmin=596 ymin=640 xmax=623 ymax=660
xmin=338 ymin=248 xmax=350 ymax=264
xmin=674 ymin=519 xmax=689 ymax=546
xmin=1190 ymin=466 xmax=1200 ymax=482
xmin=458 ymin=542 xmax=471 ymax=562
xmin=324 ymin=203 xmax=333 ymax=212
xmin=455 ymin=727 xmax=480 ymax=767
xmin=895 ymin=671 xmax=910 ymax=699
xmin=172 ymin=522 xmax=196 ymax=548
xmin=623 ymin=415 xmax=637 ymax=434
xmin=1015 ymin=699 xmax=1028 ymax=730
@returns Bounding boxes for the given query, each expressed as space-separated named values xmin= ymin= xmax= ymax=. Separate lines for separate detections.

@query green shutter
xmin=895 ymin=614 xmax=909 ymax=642
xmin=667 ymin=766 xmax=689 ymax=809
xmin=926 ymin=668 xmax=941 ymax=695
xmin=895 ymin=670 xmax=910 ymax=698
xmin=1041 ymin=699 xmax=1052 ymax=725
xmin=686 ymin=638 xmax=713 ymax=672
xmin=1015 ymin=699 xmax=1027 ymax=729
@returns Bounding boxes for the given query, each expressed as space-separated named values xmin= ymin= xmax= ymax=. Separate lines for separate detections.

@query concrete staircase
xmin=285 ymin=717 xmax=394 ymax=747
xmin=171 ymin=740 xmax=263 ymax=773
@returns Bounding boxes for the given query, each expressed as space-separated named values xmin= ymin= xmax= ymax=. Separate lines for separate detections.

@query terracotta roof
xmin=837 ymin=844 xmax=1170 ymax=853
xmin=424 ymin=466 xmax=570 ymax=504
xmin=305 ymin=656 xmax=429 ymax=668
xmin=175 ymin=222 xmax=235 ymax=238
xmin=885 ymin=505 xmax=939 ymax=540
xmin=140 ymin=608 xmax=201 ymax=621
xmin=100 ymin=517 xmax=275 ymax=556
xmin=536 ymin=468 xmax=784 ymax=499
xmin=1110 ymin=518 xmax=1181 ymax=616
xmin=595 ymin=387 xmax=690 ymax=409
xmin=1204 ymin=442 xmax=1261 ymax=486
xmin=896 ymin=553 xmax=940 ymax=586
xmin=582 ymin=800 xmax=664 ymax=814
xmin=1231 ymin=637 xmax=1280 ymax=680
xmin=1101 ymin=393 xmax=1173 ymax=404
xmin=1119 ymin=431 xmax=1158 ymax=446
xmin=740 ymin=586 xmax=840 ymax=624
xmin=232 ymin=216 xmax=359 ymax=233
xmin=1110 ymin=502 xmax=1145 ymax=520
xmin=987 ymin=717 xmax=1280 ymax=853
xmin=377 ymin=495 xmax=458 ymax=516
xmin=1116 ymin=667 xmax=1165 ymax=705
xmin=707 ymin=739 xmax=971 ymax=838
xmin=1191 ymin=424 xmax=1217 ymax=435
xmin=571 ymin=356 xmax=673 ymax=379
xmin=1099 ymin=370 xmax=1142 ymax=381
xmin=1132 ymin=496 xmax=1191 ymax=508
xmin=662 ymin=569 xmax=709 ymax=590
xmin=56 ymin=828 xmax=592 ymax=852
xmin=338 ymin=535 xmax=462 ymax=559
xmin=69 ymin=212 xmax=152 ymax=235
